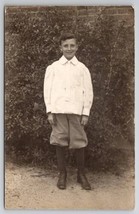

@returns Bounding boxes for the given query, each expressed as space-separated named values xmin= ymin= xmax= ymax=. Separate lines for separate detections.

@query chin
xmin=66 ymin=57 xmax=72 ymax=60
xmin=65 ymin=55 xmax=74 ymax=60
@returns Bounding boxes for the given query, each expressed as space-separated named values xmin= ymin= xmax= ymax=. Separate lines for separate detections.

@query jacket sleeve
xmin=43 ymin=65 xmax=54 ymax=113
xmin=82 ymin=66 xmax=93 ymax=116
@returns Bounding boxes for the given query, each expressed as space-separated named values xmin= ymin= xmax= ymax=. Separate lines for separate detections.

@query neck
xmin=64 ymin=56 xmax=75 ymax=61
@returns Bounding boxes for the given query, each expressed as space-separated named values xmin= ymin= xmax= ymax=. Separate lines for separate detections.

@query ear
xmin=60 ymin=45 xmax=62 ymax=52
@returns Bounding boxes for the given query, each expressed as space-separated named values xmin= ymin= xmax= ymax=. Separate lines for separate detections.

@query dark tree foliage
xmin=5 ymin=7 xmax=134 ymax=172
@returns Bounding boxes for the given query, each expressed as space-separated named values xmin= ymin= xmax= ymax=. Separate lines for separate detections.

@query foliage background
xmin=5 ymin=6 xmax=134 ymax=173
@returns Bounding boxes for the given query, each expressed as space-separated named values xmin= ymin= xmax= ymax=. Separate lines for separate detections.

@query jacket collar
xmin=59 ymin=55 xmax=78 ymax=65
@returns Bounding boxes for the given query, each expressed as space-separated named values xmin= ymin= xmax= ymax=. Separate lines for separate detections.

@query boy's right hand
xmin=47 ymin=113 xmax=56 ymax=125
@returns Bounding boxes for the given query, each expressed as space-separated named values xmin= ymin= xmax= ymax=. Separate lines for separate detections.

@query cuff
xmin=82 ymin=107 xmax=90 ymax=116
xmin=46 ymin=105 xmax=51 ymax=114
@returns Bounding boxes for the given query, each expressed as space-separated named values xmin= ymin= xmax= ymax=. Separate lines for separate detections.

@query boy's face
xmin=60 ymin=38 xmax=78 ymax=60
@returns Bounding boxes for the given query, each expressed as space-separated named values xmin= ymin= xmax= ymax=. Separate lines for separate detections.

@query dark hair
xmin=59 ymin=33 xmax=77 ymax=44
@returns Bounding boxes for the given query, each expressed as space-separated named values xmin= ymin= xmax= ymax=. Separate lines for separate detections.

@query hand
xmin=80 ymin=115 xmax=89 ymax=126
xmin=47 ymin=113 xmax=56 ymax=125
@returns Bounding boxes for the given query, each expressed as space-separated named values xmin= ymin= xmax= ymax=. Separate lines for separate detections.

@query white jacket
xmin=43 ymin=56 xmax=93 ymax=116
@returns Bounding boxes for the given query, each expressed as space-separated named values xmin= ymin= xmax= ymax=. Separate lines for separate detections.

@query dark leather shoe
xmin=57 ymin=171 xmax=67 ymax=190
xmin=77 ymin=171 xmax=91 ymax=190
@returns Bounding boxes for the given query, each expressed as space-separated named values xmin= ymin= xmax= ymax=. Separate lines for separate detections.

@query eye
xmin=64 ymin=44 xmax=68 ymax=48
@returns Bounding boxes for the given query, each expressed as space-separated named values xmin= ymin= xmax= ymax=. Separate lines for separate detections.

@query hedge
xmin=5 ymin=7 xmax=134 ymax=172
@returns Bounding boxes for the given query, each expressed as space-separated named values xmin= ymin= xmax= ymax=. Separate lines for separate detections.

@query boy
xmin=43 ymin=33 xmax=93 ymax=190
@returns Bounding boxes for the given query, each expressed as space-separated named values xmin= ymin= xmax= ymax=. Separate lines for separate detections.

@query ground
xmin=5 ymin=155 xmax=134 ymax=210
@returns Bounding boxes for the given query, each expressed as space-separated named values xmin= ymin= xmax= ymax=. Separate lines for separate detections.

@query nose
xmin=67 ymin=45 xmax=71 ymax=51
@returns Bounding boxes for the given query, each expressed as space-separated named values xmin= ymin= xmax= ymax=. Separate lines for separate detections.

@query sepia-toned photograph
xmin=5 ymin=6 xmax=134 ymax=209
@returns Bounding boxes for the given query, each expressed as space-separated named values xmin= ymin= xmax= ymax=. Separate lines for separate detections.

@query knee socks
xmin=56 ymin=146 xmax=85 ymax=173
xmin=56 ymin=146 xmax=66 ymax=172
xmin=76 ymin=148 xmax=85 ymax=173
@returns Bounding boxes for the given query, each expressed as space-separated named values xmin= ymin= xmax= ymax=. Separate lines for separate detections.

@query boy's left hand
xmin=81 ymin=115 xmax=89 ymax=126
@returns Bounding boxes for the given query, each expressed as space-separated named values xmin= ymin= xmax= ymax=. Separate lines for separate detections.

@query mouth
xmin=66 ymin=52 xmax=73 ymax=54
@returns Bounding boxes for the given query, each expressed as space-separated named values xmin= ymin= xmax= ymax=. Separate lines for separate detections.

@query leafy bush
xmin=5 ymin=7 xmax=134 ymax=171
